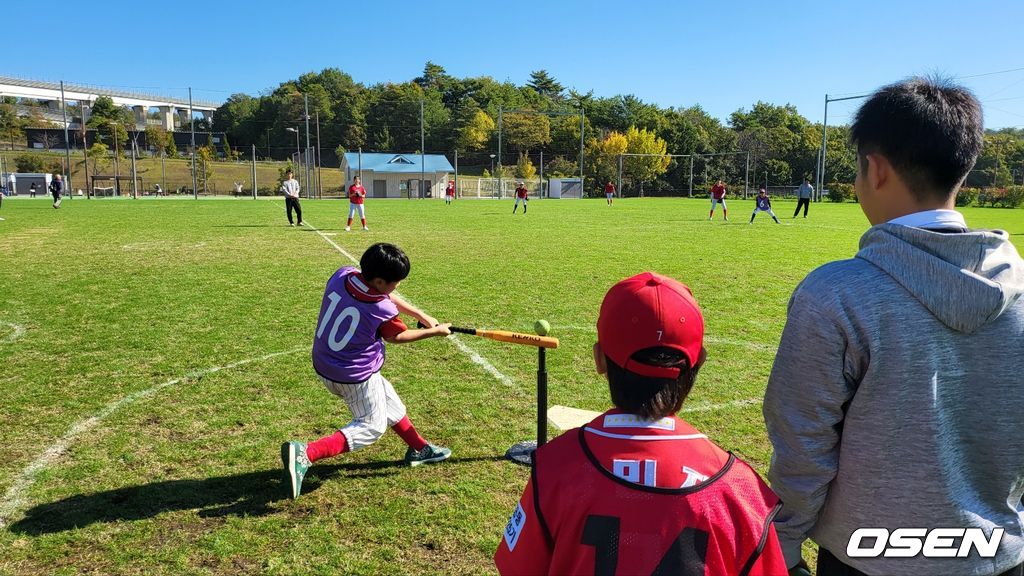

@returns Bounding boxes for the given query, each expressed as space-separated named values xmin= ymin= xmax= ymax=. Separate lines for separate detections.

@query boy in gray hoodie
xmin=764 ymin=77 xmax=1024 ymax=576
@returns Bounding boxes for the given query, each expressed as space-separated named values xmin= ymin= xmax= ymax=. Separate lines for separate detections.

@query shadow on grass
xmin=9 ymin=455 xmax=503 ymax=536
xmin=211 ymin=224 xmax=282 ymax=228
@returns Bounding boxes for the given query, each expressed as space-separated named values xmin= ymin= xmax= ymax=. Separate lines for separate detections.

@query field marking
xmin=0 ymin=346 xmax=305 ymax=529
xmin=302 ymin=221 xmax=518 ymax=389
xmin=532 ymin=326 xmax=777 ymax=352
xmin=1 ymin=321 xmax=26 ymax=344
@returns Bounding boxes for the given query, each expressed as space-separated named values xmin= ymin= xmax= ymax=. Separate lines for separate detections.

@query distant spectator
xmin=30 ymin=182 xmax=38 ymax=198
xmin=794 ymin=178 xmax=813 ymax=218
xmin=280 ymin=169 xmax=302 ymax=226
xmin=155 ymin=183 xmax=162 ymax=196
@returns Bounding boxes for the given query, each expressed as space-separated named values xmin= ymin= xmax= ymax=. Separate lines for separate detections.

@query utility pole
xmin=315 ymin=111 xmax=322 ymax=199
xmin=112 ymin=123 xmax=120 ymax=196
xmin=420 ymin=99 xmax=425 ymax=199
xmin=493 ymin=105 xmax=497 ymax=196
xmin=304 ymin=94 xmax=311 ymax=199
xmin=130 ymin=138 xmax=138 ymax=199
xmin=60 ymin=81 xmax=72 ymax=196
xmin=189 ymin=87 xmax=197 ymax=199
xmin=251 ymin=144 xmax=257 ymax=199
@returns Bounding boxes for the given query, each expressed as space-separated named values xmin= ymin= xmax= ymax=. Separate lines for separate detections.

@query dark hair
xmin=605 ymin=347 xmax=704 ymax=420
xmin=360 ymin=243 xmax=410 ymax=282
xmin=850 ymin=76 xmax=983 ymax=202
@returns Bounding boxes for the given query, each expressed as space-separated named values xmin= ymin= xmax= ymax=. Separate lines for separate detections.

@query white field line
xmin=303 ymin=221 xmax=517 ymax=389
xmin=0 ymin=346 xmax=305 ymax=529
xmin=1 ymin=321 xmax=26 ymax=344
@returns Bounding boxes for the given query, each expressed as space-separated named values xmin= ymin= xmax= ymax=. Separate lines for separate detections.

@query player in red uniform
xmin=495 ymin=272 xmax=787 ymax=576
xmin=513 ymin=182 xmax=528 ymax=214
xmin=445 ymin=178 xmax=455 ymax=205
xmin=709 ymin=179 xmax=728 ymax=221
xmin=346 ymin=176 xmax=368 ymax=231
xmin=604 ymin=180 xmax=615 ymax=205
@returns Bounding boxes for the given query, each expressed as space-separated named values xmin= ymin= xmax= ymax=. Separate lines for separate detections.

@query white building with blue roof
xmin=340 ymin=152 xmax=454 ymax=199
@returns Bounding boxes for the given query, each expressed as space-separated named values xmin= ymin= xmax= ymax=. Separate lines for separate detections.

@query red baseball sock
xmin=360 ymin=218 xmax=366 ymax=227
xmin=347 ymin=218 xmax=353 ymax=227
xmin=306 ymin=431 xmax=348 ymax=462
xmin=392 ymin=416 xmax=428 ymax=451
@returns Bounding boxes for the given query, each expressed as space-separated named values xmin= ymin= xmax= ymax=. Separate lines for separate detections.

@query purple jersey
xmin=756 ymin=195 xmax=772 ymax=210
xmin=312 ymin=266 xmax=399 ymax=383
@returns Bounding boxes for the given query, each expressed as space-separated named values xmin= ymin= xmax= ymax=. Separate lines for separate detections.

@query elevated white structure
xmin=0 ymin=76 xmax=220 ymax=130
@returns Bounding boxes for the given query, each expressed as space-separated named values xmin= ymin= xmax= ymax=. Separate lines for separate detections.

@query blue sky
xmin=6 ymin=0 xmax=1024 ymax=129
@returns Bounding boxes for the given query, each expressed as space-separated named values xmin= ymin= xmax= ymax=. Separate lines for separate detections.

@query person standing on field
xmin=49 ymin=174 xmax=63 ymax=208
xmin=346 ymin=176 xmax=367 ymax=231
xmin=512 ymin=182 xmax=528 ymax=214
xmin=709 ymin=180 xmax=728 ymax=220
xmin=604 ymin=180 xmax=615 ymax=205
xmin=793 ymin=177 xmax=813 ymax=218
xmin=764 ymin=77 xmax=1024 ymax=576
xmin=280 ymin=169 xmax=302 ymax=226
xmin=445 ymin=178 xmax=455 ymax=205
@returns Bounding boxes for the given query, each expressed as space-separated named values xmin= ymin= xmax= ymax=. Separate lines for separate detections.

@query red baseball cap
xmin=597 ymin=272 xmax=704 ymax=379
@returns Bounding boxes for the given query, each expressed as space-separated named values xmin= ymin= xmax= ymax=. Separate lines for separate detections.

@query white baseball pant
xmin=320 ymin=372 xmax=407 ymax=451
xmin=348 ymin=202 xmax=366 ymax=220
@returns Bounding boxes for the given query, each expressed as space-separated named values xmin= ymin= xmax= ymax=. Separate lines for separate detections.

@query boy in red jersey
xmin=445 ymin=178 xmax=455 ymax=205
xmin=495 ymin=272 xmax=786 ymax=576
xmin=346 ymin=176 xmax=368 ymax=231
xmin=513 ymin=182 xmax=528 ymax=214
xmin=604 ymin=180 xmax=615 ymax=205
xmin=709 ymin=179 xmax=728 ymax=220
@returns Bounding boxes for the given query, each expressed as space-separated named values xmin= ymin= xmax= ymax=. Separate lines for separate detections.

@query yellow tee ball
xmin=534 ymin=319 xmax=551 ymax=336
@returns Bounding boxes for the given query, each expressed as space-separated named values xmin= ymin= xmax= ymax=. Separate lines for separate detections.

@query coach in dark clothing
xmin=49 ymin=175 xmax=64 ymax=208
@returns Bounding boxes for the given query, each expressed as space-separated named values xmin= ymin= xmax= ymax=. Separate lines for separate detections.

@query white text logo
xmin=847 ymin=528 xmax=1004 ymax=558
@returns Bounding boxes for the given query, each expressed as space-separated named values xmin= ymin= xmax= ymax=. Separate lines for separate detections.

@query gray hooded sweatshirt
xmin=764 ymin=222 xmax=1024 ymax=576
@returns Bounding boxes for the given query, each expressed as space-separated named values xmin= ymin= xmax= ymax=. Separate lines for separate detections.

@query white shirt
xmin=888 ymin=209 xmax=967 ymax=232
xmin=281 ymin=178 xmax=300 ymax=198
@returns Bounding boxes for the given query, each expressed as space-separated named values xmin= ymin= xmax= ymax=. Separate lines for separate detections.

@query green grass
xmin=0 ymin=197 xmax=1021 ymax=575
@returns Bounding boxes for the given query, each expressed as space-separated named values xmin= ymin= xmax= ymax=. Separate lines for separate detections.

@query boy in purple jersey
xmin=750 ymin=187 xmax=780 ymax=224
xmin=281 ymin=243 xmax=453 ymax=499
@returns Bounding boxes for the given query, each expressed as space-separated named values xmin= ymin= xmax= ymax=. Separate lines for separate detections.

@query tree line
xmin=3 ymin=64 xmax=1022 ymax=194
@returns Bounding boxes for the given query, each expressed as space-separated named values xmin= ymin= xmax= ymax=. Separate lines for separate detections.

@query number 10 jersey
xmin=312 ymin=266 xmax=399 ymax=383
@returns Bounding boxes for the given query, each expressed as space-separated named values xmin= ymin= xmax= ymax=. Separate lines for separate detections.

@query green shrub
xmin=1005 ymin=185 xmax=1024 ymax=208
xmin=827 ymin=182 xmax=854 ymax=202
xmin=955 ymin=187 xmax=980 ymax=207
xmin=15 ymin=153 xmax=61 ymax=173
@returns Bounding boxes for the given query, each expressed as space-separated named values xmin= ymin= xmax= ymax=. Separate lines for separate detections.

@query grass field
xmin=0 ymin=197 xmax=1021 ymax=575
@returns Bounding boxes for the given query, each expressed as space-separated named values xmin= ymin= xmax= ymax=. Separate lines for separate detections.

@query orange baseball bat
xmin=418 ymin=322 xmax=559 ymax=348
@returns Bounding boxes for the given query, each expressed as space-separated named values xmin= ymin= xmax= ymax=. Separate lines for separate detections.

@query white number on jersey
xmin=612 ymin=459 xmax=658 ymax=487
xmin=315 ymin=291 xmax=361 ymax=352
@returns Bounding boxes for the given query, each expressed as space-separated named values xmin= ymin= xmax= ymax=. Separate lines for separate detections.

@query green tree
xmin=166 ymin=137 xmax=178 ymax=159
xmin=503 ymin=112 xmax=550 ymax=153
xmin=622 ymin=126 xmax=670 ymax=194
xmin=528 ymin=70 xmax=564 ymax=100
xmin=87 ymin=142 xmax=110 ymax=174
xmin=144 ymin=126 xmax=169 ymax=156
xmin=515 ymin=153 xmax=537 ymax=179
xmin=86 ymin=96 xmax=132 ymax=149
xmin=455 ymin=108 xmax=495 ymax=153
xmin=585 ymin=131 xmax=628 ymax=186
xmin=545 ymin=156 xmax=577 ymax=177
xmin=0 ymin=100 xmax=24 ymax=148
